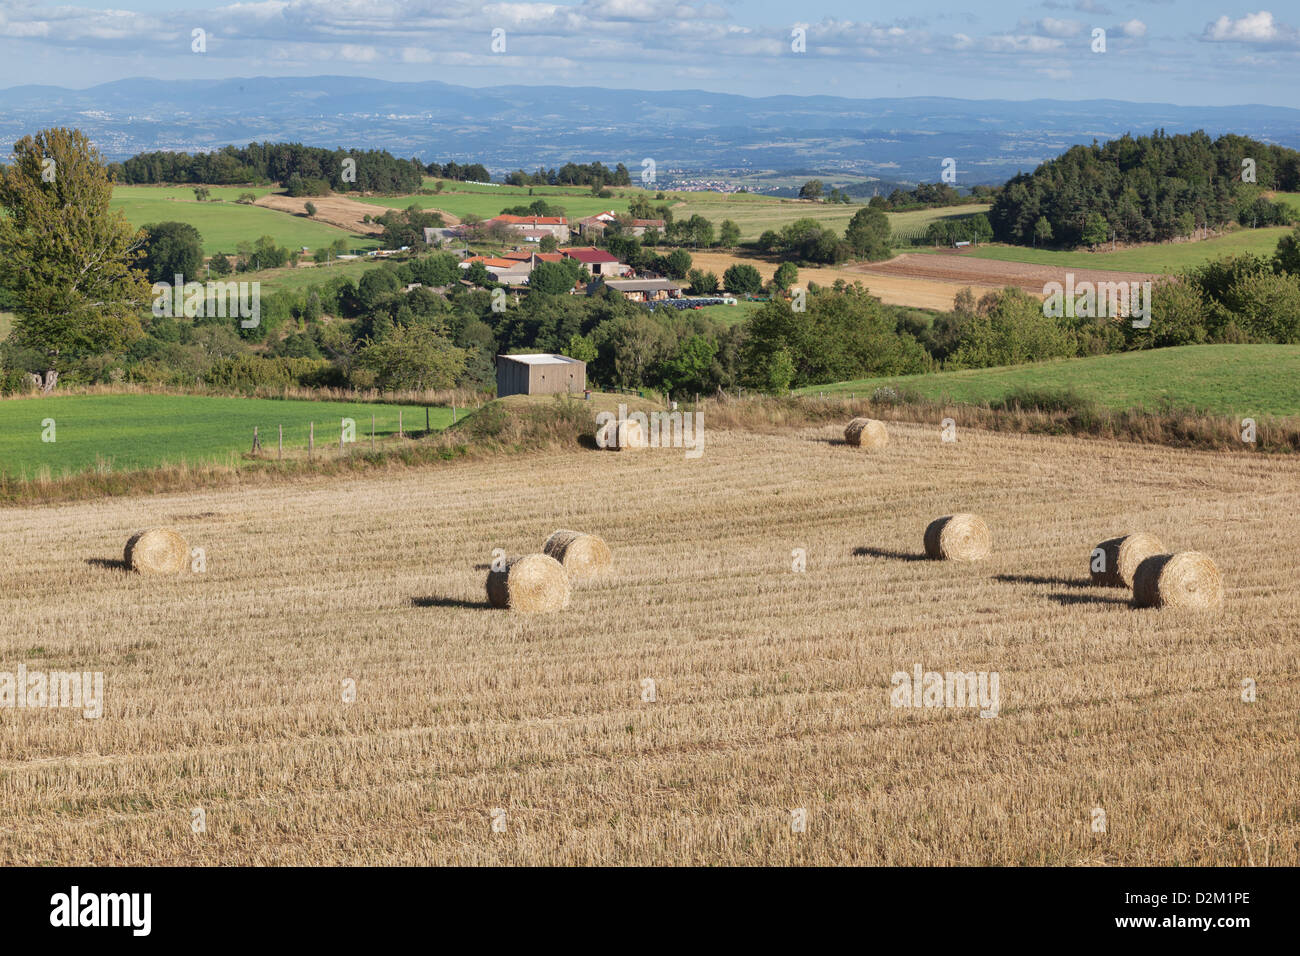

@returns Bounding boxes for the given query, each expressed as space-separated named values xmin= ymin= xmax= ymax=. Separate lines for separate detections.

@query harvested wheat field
xmin=686 ymin=251 xmax=980 ymax=311
xmin=851 ymin=252 xmax=1159 ymax=297
xmin=253 ymin=194 xmax=392 ymax=234
xmin=0 ymin=421 xmax=1297 ymax=865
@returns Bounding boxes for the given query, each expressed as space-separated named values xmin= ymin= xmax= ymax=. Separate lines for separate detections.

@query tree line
xmin=112 ymin=143 xmax=428 ymax=193
xmin=504 ymin=163 xmax=633 ymax=187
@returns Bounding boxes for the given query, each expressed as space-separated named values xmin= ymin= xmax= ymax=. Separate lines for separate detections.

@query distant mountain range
xmin=2 ymin=76 xmax=1299 ymax=185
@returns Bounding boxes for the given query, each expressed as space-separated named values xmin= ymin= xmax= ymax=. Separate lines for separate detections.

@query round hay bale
xmin=595 ymin=418 xmax=646 ymax=451
xmin=543 ymin=530 xmax=612 ymax=579
xmin=844 ymin=417 xmax=888 ymax=449
xmin=1132 ymin=551 xmax=1223 ymax=610
xmin=485 ymin=553 xmax=571 ymax=612
xmin=124 ymin=527 xmax=189 ymax=575
xmin=923 ymin=513 xmax=991 ymax=561
xmin=1090 ymin=532 xmax=1164 ymax=588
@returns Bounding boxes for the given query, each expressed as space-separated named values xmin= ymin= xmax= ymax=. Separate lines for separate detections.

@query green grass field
xmin=1269 ymin=191 xmax=1300 ymax=215
xmin=798 ymin=344 xmax=1300 ymax=418
xmin=886 ymin=204 xmax=992 ymax=236
xmin=363 ymin=181 xmax=641 ymax=222
xmin=111 ymin=188 xmax=378 ymax=256
xmin=666 ymin=194 xmax=991 ymax=242
xmin=667 ymin=192 xmax=856 ymax=239
xmin=112 ymin=185 xmax=278 ymax=203
xmin=239 ymin=257 xmax=399 ymax=295
xmin=672 ymin=300 xmax=763 ymax=326
xmin=910 ymin=226 xmax=1292 ymax=274
xmin=0 ymin=395 xmax=454 ymax=479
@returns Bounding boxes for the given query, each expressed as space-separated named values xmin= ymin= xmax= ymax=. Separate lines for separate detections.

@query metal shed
xmin=496 ymin=353 xmax=587 ymax=398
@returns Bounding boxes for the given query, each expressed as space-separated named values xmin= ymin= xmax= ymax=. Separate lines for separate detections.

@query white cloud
xmin=983 ymin=34 xmax=1064 ymax=54
xmin=1118 ymin=19 xmax=1146 ymax=39
xmin=1039 ymin=18 xmax=1082 ymax=38
xmin=338 ymin=44 xmax=378 ymax=61
xmin=1202 ymin=11 xmax=1298 ymax=46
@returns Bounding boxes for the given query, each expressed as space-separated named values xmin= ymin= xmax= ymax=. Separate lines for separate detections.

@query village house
xmin=423 ymin=225 xmax=468 ymax=246
xmin=484 ymin=214 xmax=571 ymax=242
xmin=560 ymin=246 xmax=631 ymax=277
xmin=575 ymin=210 xmax=619 ymax=238
xmin=459 ymin=255 xmax=533 ymax=284
xmin=629 ymin=218 xmax=666 ymax=236
xmin=575 ymin=212 xmax=666 ymax=239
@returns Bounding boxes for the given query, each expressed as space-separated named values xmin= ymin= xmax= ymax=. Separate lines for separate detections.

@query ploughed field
xmin=851 ymin=251 xmax=1160 ymax=295
xmin=1 ymin=421 xmax=1296 ymax=864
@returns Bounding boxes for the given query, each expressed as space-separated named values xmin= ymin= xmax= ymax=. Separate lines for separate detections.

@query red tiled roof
xmin=561 ymin=246 xmax=620 ymax=264
xmin=535 ymin=253 xmax=565 ymax=262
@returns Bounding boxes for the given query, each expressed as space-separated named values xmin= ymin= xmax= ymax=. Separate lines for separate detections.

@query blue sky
xmin=0 ymin=0 xmax=1295 ymax=105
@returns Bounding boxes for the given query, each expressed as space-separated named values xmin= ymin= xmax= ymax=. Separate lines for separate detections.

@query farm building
xmin=485 ymin=215 xmax=571 ymax=241
xmin=496 ymin=353 xmax=587 ymax=398
xmin=561 ymin=246 xmax=631 ymax=277
xmin=591 ymin=278 xmax=685 ymax=302
xmin=575 ymin=210 xmax=619 ymax=238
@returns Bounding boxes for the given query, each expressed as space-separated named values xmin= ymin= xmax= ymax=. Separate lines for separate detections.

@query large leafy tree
xmin=0 ymin=128 xmax=151 ymax=384
xmin=722 ymin=263 xmax=762 ymax=295
xmin=140 ymin=221 xmax=204 ymax=284
xmin=844 ymin=206 xmax=892 ymax=261
xmin=356 ymin=325 xmax=465 ymax=390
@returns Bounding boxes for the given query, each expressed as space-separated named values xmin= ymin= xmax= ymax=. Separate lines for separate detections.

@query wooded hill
xmin=989 ymin=130 xmax=1300 ymax=248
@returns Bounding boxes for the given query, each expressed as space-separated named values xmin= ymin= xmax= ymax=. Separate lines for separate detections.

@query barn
xmin=496 ymin=353 xmax=587 ymax=398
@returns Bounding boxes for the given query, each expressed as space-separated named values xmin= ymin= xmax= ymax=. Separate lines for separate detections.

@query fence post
xmin=399 ymin=409 xmax=403 ymax=439
xmin=371 ymin=413 xmax=375 ymax=451
xmin=278 ymin=424 xmax=283 ymax=461
xmin=252 ymin=426 xmax=261 ymax=455
xmin=452 ymin=401 xmax=457 ymax=424
xmin=425 ymin=406 xmax=430 ymax=435
xmin=340 ymin=418 xmax=345 ymax=455
xmin=309 ymin=421 xmax=314 ymax=460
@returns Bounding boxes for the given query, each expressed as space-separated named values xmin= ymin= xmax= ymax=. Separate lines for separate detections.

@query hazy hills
xmin=2 ymin=76 xmax=1299 ymax=185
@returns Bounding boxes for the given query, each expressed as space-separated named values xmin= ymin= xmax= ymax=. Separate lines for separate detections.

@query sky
xmin=0 ymin=0 xmax=1295 ymax=105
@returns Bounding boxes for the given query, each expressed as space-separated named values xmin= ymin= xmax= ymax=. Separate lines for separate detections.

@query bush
xmin=204 ymin=355 xmax=334 ymax=392
xmin=723 ymin=263 xmax=763 ymax=295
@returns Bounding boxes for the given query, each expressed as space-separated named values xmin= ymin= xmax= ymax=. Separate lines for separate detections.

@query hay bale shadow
xmin=852 ymin=546 xmax=929 ymax=562
xmin=1045 ymin=592 xmax=1131 ymax=607
xmin=411 ymin=595 xmax=489 ymax=609
xmin=85 ymin=557 xmax=128 ymax=572
xmin=809 ymin=436 xmax=848 ymax=446
xmin=994 ymin=573 xmax=1094 ymax=590
xmin=577 ymin=434 xmax=600 ymax=450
